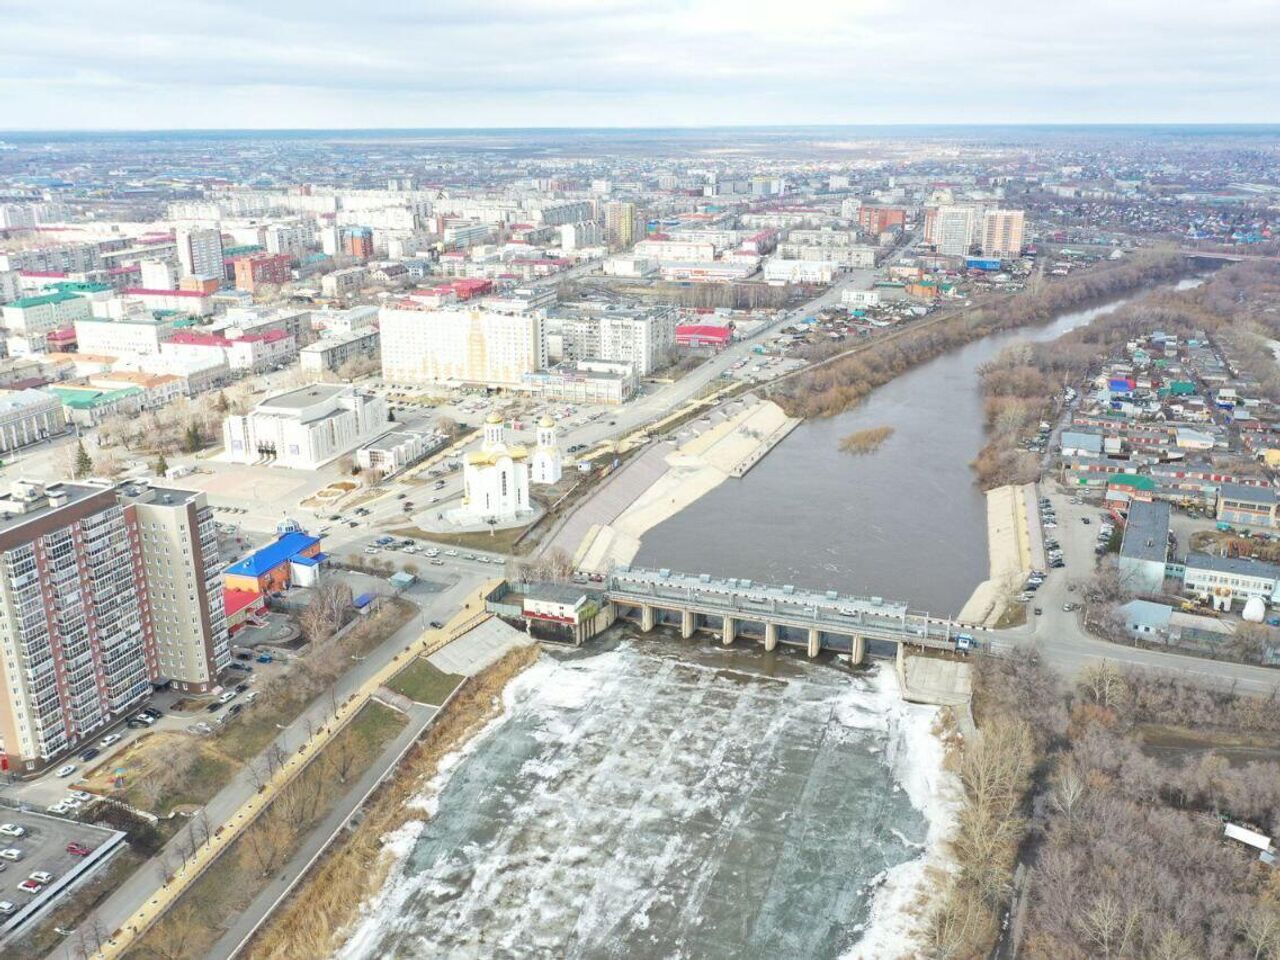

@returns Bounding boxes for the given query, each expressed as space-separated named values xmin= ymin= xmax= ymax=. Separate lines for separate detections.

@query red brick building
xmin=233 ymin=253 xmax=293 ymax=293
xmin=858 ymin=206 xmax=907 ymax=235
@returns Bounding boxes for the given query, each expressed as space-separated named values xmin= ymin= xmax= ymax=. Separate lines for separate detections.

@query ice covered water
xmin=338 ymin=637 xmax=951 ymax=960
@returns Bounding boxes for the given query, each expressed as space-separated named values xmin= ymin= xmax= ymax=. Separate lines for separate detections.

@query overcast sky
xmin=1 ymin=0 xmax=1276 ymax=130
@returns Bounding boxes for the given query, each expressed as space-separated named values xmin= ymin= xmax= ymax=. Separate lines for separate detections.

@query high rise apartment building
xmin=0 ymin=479 xmax=228 ymax=771
xmin=122 ymin=484 xmax=230 ymax=694
xmin=379 ymin=305 xmax=546 ymax=388
xmin=605 ymin=201 xmax=639 ymax=248
xmin=176 ymin=226 xmax=225 ymax=280
xmin=929 ymin=205 xmax=979 ymax=257
xmin=981 ymin=209 xmax=1026 ymax=258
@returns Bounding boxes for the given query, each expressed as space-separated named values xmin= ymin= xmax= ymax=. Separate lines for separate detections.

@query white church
xmin=447 ymin=413 xmax=561 ymax=526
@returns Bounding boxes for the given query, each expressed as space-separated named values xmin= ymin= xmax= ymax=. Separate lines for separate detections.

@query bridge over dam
xmin=605 ymin=565 xmax=976 ymax=662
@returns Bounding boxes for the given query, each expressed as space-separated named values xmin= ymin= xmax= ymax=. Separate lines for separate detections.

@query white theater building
xmin=222 ymin=383 xmax=387 ymax=469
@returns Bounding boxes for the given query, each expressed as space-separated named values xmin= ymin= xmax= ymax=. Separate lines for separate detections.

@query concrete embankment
xmin=956 ymin=483 xmax=1040 ymax=626
xmin=572 ymin=398 xmax=800 ymax=572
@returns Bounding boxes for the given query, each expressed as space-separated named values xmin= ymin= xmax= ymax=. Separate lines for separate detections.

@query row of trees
xmin=775 ymin=250 xmax=1188 ymax=420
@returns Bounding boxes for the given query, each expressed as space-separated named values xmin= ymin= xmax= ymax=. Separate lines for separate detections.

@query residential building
xmin=139 ymin=259 xmax=178 ymax=291
xmin=981 ymin=209 xmax=1025 ymax=258
xmin=379 ymin=305 xmax=546 ymax=389
xmin=299 ymin=328 xmax=381 ymax=375
xmin=2 ymin=293 xmax=93 ymax=351
xmin=233 ymin=253 xmax=293 ymax=293
xmin=632 ymin=238 xmax=717 ymax=262
xmin=1117 ymin=500 xmax=1171 ymax=594
xmin=320 ymin=266 xmax=367 ymax=298
xmin=0 ymin=270 xmax=19 ymax=304
xmin=0 ymin=389 xmax=67 ymax=452
xmin=164 ymin=329 xmax=297 ymax=375
xmin=222 ymin=383 xmax=388 ymax=469
xmin=597 ymin=308 xmax=676 ymax=376
xmin=0 ymin=480 xmax=155 ymax=769
xmin=519 ymin=359 xmax=637 ymax=405
xmin=175 ymin=226 xmax=225 ymax=279
xmin=930 ymin=206 xmax=978 ymax=257
xmin=343 ymin=227 xmax=374 ymax=260
xmin=120 ymin=288 xmax=213 ymax=316
xmin=74 ymin=313 xmax=178 ymax=356
xmin=311 ymin=305 xmax=378 ymax=336
xmin=857 ymin=206 xmax=906 ymax=235
xmin=264 ymin=222 xmax=314 ymax=256
xmin=119 ymin=484 xmax=230 ymax=693
xmin=605 ymin=201 xmax=639 ymax=248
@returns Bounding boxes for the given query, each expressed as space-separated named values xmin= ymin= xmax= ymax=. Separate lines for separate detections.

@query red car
xmin=65 ymin=842 xmax=91 ymax=857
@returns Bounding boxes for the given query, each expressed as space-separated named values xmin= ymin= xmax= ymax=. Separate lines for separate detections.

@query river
xmin=637 ymin=279 xmax=1202 ymax=615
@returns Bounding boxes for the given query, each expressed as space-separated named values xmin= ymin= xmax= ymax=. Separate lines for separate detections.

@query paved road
xmin=48 ymin=572 xmax=485 ymax=960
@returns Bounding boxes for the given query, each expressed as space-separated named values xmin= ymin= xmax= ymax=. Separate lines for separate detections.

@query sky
xmin=1 ymin=0 xmax=1277 ymax=130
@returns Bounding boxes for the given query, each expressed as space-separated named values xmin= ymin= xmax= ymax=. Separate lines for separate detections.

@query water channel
xmin=638 ymin=278 xmax=1203 ymax=615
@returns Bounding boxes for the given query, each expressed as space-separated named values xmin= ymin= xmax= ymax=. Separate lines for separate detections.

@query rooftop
xmin=225 ymin=531 xmax=320 ymax=578
xmin=1120 ymin=499 xmax=1171 ymax=564
xmin=257 ymin=383 xmax=350 ymax=412
xmin=0 ymin=480 xmax=114 ymax=538
xmin=1184 ymin=552 xmax=1280 ymax=581
xmin=1219 ymin=482 xmax=1277 ymax=505
xmin=4 ymin=292 xmax=84 ymax=310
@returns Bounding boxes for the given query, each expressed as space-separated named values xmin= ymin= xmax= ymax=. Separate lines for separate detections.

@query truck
xmin=955 ymin=633 xmax=975 ymax=653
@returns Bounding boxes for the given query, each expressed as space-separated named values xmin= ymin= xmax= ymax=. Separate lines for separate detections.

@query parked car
xmin=66 ymin=842 xmax=92 ymax=857
xmin=99 ymin=734 xmax=122 ymax=748
xmin=55 ymin=764 xmax=76 ymax=778
xmin=229 ymin=662 xmax=253 ymax=673
xmin=0 ymin=850 xmax=22 ymax=862
xmin=29 ymin=871 xmax=53 ymax=885
xmin=17 ymin=879 xmax=42 ymax=895
xmin=0 ymin=901 xmax=14 ymax=915
xmin=206 ymin=701 xmax=224 ymax=713
xmin=256 ymin=653 xmax=273 ymax=664
xmin=0 ymin=826 xmax=25 ymax=839
xmin=429 ymin=620 xmax=444 ymax=629
xmin=217 ymin=691 xmax=237 ymax=705
xmin=79 ymin=748 xmax=99 ymax=762
xmin=68 ymin=789 xmax=92 ymax=802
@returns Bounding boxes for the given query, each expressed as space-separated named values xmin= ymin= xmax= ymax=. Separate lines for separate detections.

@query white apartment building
xmin=2 ymin=292 xmax=92 ymax=337
xmin=299 ymin=328 xmax=381 ymax=374
xmin=0 ymin=270 xmax=19 ymax=304
xmin=175 ymin=226 xmax=225 ymax=279
xmin=223 ymin=383 xmax=388 ymax=469
xmin=139 ymin=259 xmax=178 ymax=290
xmin=559 ymin=221 xmax=602 ymax=251
xmin=0 ymin=390 xmax=67 ymax=453
xmin=788 ymin=229 xmax=860 ymax=247
xmin=982 ymin=209 xmax=1026 ymax=258
xmin=930 ymin=206 xmax=979 ymax=257
xmin=763 ymin=258 xmax=840 ymax=285
xmin=443 ymin=222 xmax=492 ymax=248
xmin=311 ymin=305 xmax=379 ymax=336
xmin=120 ymin=484 xmax=230 ymax=694
xmin=776 ymin=244 xmax=876 ymax=268
xmin=264 ymin=221 xmax=315 ymax=256
xmin=379 ymin=305 xmax=546 ymax=389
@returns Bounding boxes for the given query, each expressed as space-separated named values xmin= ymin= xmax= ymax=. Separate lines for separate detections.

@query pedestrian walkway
xmin=429 ymin=616 xmax=530 ymax=675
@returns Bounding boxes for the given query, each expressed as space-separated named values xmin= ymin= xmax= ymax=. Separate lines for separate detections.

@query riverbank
xmin=570 ymin=395 xmax=799 ymax=572
xmin=957 ymin=483 xmax=1039 ymax=626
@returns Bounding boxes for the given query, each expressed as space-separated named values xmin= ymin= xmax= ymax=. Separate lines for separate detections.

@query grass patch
xmin=126 ymin=702 xmax=407 ymax=960
xmin=839 ymin=425 xmax=894 ymax=455
xmin=994 ymin=601 xmax=1028 ymax=629
xmin=386 ymin=657 xmax=463 ymax=706
xmin=392 ymin=523 xmax=527 ymax=554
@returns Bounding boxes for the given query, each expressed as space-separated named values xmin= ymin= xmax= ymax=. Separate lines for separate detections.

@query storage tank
xmin=1242 ymin=596 xmax=1266 ymax=623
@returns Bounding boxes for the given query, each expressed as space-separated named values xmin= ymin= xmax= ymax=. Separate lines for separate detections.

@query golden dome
xmin=539 ymin=416 xmax=554 ymax=429
xmin=486 ymin=412 xmax=503 ymax=425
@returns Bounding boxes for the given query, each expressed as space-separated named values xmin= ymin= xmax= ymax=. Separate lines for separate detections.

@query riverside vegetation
xmin=928 ymin=651 xmax=1280 ymax=960
xmin=774 ymin=250 xmax=1187 ymax=420
xmin=972 ymin=260 xmax=1280 ymax=490
xmin=839 ymin=425 xmax=895 ymax=454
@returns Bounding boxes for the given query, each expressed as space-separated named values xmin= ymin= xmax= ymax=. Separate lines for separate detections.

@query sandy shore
xmin=956 ymin=482 xmax=1039 ymax=626
xmin=572 ymin=398 xmax=799 ymax=572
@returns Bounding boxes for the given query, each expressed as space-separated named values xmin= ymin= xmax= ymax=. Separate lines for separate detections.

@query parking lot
xmin=0 ymin=809 xmax=125 ymax=940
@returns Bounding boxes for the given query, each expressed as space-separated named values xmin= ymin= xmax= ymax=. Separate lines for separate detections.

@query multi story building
xmin=73 ymin=313 xmax=179 ymax=356
xmin=119 ymin=484 xmax=230 ymax=694
xmin=632 ymin=238 xmax=716 ymax=262
xmin=2 ymin=292 xmax=93 ymax=348
xmin=233 ymin=253 xmax=293 ymax=293
xmin=175 ymin=226 xmax=225 ymax=280
xmin=139 ymin=259 xmax=178 ymax=291
xmin=605 ymin=201 xmax=639 ymax=248
xmin=0 ymin=390 xmax=67 ymax=453
xmin=264 ymin=221 xmax=314 ymax=257
xmin=0 ymin=242 xmax=101 ymax=275
xmin=857 ymin=206 xmax=907 ymax=235
xmin=929 ymin=206 xmax=979 ymax=257
xmin=554 ymin=306 xmax=676 ymax=376
xmin=299 ymin=328 xmax=381 ymax=375
xmin=343 ymin=227 xmax=374 ymax=260
xmin=981 ymin=209 xmax=1025 ymax=258
xmin=320 ymin=267 xmax=367 ymax=298
xmin=0 ymin=480 xmax=155 ymax=770
xmin=379 ymin=305 xmax=546 ymax=389
xmin=222 ymin=383 xmax=388 ymax=469
xmin=164 ymin=329 xmax=297 ymax=375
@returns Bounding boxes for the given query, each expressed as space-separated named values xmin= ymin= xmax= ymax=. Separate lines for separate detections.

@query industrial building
xmin=1117 ymin=499 xmax=1171 ymax=595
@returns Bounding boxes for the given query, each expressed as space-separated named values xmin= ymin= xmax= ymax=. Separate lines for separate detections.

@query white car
xmin=99 ymin=734 xmax=122 ymax=748
xmin=0 ymin=826 xmax=24 ymax=839
xmin=68 ymin=790 xmax=92 ymax=802
xmin=55 ymin=764 xmax=76 ymax=778
xmin=0 ymin=901 xmax=14 ymax=915
xmin=0 ymin=850 xmax=21 ymax=862
xmin=47 ymin=801 xmax=70 ymax=815
xmin=218 ymin=691 xmax=237 ymax=705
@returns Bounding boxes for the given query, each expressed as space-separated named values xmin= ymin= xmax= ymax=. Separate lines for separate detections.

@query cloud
xmin=0 ymin=0 xmax=1276 ymax=128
